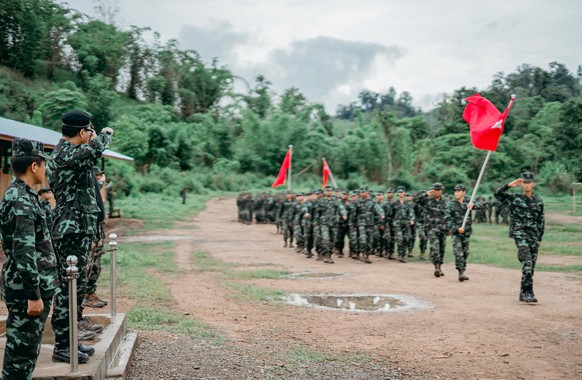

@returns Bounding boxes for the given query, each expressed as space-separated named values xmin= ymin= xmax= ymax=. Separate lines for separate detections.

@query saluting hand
xmin=27 ymin=299 xmax=44 ymax=317
xmin=508 ymin=179 xmax=523 ymax=188
xmin=427 ymin=189 xmax=436 ymax=197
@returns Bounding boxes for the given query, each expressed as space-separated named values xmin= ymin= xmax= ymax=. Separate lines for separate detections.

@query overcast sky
xmin=63 ymin=0 xmax=582 ymax=112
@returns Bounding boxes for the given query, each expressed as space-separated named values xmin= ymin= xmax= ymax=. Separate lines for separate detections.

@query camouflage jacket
xmin=0 ymin=178 xmax=60 ymax=299
xmin=346 ymin=201 xmax=358 ymax=227
xmin=494 ymin=184 xmax=545 ymax=241
xmin=48 ymin=132 xmax=112 ymax=239
xmin=391 ymin=200 xmax=415 ymax=226
xmin=414 ymin=192 xmax=448 ymax=231
xmin=39 ymin=199 xmax=54 ymax=231
xmin=356 ymin=197 xmax=384 ymax=226
xmin=301 ymin=201 xmax=313 ymax=227
xmin=446 ymin=198 xmax=482 ymax=236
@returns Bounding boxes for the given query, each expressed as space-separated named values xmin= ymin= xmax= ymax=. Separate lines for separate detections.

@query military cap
xmin=386 ymin=188 xmax=394 ymax=193
xmin=324 ymin=185 xmax=333 ymax=190
xmin=405 ymin=192 xmax=412 ymax=196
xmin=432 ymin=182 xmax=444 ymax=190
xmin=341 ymin=190 xmax=348 ymax=195
xmin=454 ymin=184 xmax=466 ymax=191
xmin=92 ymin=166 xmax=104 ymax=175
xmin=521 ymin=172 xmax=535 ymax=183
xmin=12 ymin=138 xmax=50 ymax=159
xmin=397 ymin=186 xmax=406 ymax=193
xmin=61 ymin=110 xmax=92 ymax=128
xmin=38 ymin=186 xmax=52 ymax=195
xmin=296 ymin=192 xmax=305 ymax=196
xmin=316 ymin=189 xmax=323 ymax=194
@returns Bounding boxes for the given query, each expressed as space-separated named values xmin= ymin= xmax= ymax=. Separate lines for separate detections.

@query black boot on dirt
xmin=519 ymin=284 xmax=531 ymax=302
xmin=458 ymin=270 xmax=469 ymax=282
xmin=527 ymin=285 xmax=538 ymax=303
xmin=434 ymin=264 xmax=441 ymax=278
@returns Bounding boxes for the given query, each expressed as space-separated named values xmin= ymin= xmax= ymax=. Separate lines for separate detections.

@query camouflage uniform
xmin=292 ymin=195 xmax=305 ymax=252
xmin=412 ymin=196 xmax=428 ymax=259
xmin=494 ymin=174 xmax=544 ymax=302
xmin=49 ymin=125 xmax=112 ymax=352
xmin=381 ymin=197 xmax=393 ymax=258
xmin=280 ymin=195 xmax=296 ymax=247
xmin=356 ymin=190 xmax=384 ymax=263
xmin=446 ymin=190 xmax=482 ymax=280
xmin=385 ymin=190 xmax=396 ymax=255
xmin=335 ymin=192 xmax=349 ymax=257
xmin=0 ymin=139 xmax=60 ymax=379
xmin=346 ymin=194 xmax=359 ymax=258
xmin=301 ymin=195 xmax=315 ymax=257
xmin=391 ymin=193 xmax=415 ymax=261
xmin=85 ymin=168 xmax=107 ymax=307
xmin=415 ymin=187 xmax=449 ymax=271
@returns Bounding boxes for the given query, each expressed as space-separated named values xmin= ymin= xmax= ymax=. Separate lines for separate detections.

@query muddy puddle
xmin=289 ymin=272 xmax=346 ymax=279
xmin=286 ymin=293 xmax=432 ymax=312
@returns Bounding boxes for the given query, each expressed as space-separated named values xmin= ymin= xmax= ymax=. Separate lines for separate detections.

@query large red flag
xmin=463 ymin=94 xmax=512 ymax=151
xmin=271 ymin=150 xmax=291 ymax=188
xmin=322 ymin=160 xmax=331 ymax=188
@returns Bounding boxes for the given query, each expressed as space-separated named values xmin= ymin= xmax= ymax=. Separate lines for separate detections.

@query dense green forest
xmin=1 ymin=0 xmax=581 ymax=196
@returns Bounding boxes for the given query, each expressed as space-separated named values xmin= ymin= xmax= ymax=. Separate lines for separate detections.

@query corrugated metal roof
xmin=0 ymin=116 xmax=134 ymax=161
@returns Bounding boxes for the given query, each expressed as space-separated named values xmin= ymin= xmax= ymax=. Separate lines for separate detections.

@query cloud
xmin=269 ymin=36 xmax=405 ymax=102
xmin=178 ymin=20 xmax=249 ymax=63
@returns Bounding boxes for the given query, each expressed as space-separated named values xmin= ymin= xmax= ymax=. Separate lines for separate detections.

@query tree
xmin=242 ymin=75 xmax=273 ymax=118
xmin=36 ymin=86 xmax=88 ymax=130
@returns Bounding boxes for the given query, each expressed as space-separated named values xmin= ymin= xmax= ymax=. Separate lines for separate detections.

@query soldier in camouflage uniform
xmin=446 ymin=184 xmax=480 ymax=282
xmin=391 ymin=187 xmax=415 ymax=263
xmin=371 ymin=192 xmax=385 ymax=256
xmin=385 ymin=188 xmax=396 ymax=258
xmin=412 ymin=191 xmax=428 ymax=260
xmin=356 ymin=187 xmax=384 ymax=263
xmin=280 ymin=192 xmax=296 ymax=247
xmin=494 ymin=172 xmax=545 ymax=303
xmin=405 ymin=192 xmax=417 ymax=257
xmin=415 ymin=183 xmax=449 ymax=277
xmin=292 ymin=193 xmax=305 ymax=253
xmin=347 ymin=192 xmax=360 ymax=258
xmin=0 ymin=139 xmax=63 ymax=377
xmin=38 ymin=187 xmax=54 ymax=229
xmin=49 ymin=110 xmax=113 ymax=363
xmin=335 ymin=191 xmax=349 ymax=257
xmin=301 ymin=191 xmax=316 ymax=258
xmin=83 ymin=166 xmax=107 ymax=309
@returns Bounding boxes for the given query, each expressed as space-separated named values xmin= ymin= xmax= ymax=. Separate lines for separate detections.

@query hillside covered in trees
xmin=1 ymin=0 xmax=581 ymax=196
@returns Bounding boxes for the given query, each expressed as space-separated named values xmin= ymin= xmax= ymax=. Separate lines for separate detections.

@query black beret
xmin=61 ymin=110 xmax=92 ymax=128
xmin=397 ymin=186 xmax=406 ymax=193
xmin=432 ymin=182 xmax=444 ymax=190
xmin=521 ymin=172 xmax=535 ymax=183
xmin=454 ymin=184 xmax=466 ymax=191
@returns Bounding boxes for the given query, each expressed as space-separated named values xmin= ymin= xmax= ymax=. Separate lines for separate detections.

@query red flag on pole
xmin=271 ymin=150 xmax=291 ymax=188
xmin=322 ymin=160 xmax=332 ymax=188
xmin=462 ymin=94 xmax=513 ymax=151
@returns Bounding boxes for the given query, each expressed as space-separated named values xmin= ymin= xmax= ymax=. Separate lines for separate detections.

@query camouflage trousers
xmin=393 ymin=223 xmax=411 ymax=258
xmin=407 ymin=223 xmax=417 ymax=253
xmin=51 ymin=235 xmax=92 ymax=349
xmin=241 ymin=209 xmax=251 ymax=224
xmin=282 ymin=220 xmax=294 ymax=243
xmin=514 ymin=238 xmax=539 ymax=288
xmin=386 ymin=225 xmax=395 ymax=254
xmin=2 ymin=289 xmax=54 ymax=380
xmin=357 ymin=225 xmax=373 ymax=255
xmin=336 ymin=224 xmax=348 ymax=254
xmin=418 ymin=223 xmax=428 ymax=253
xmin=86 ymin=245 xmax=105 ymax=295
xmin=320 ymin=224 xmax=335 ymax=255
xmin=348 ymin=225 xmax=358 ymax=255
xmin=451 ymin=234 xmax=470 ymax=271
xmin=428 ymin=228 xmax=447 ymax=265
xmin=303 ymin=223 xmax=313 ymax=253
xmin=293 ymin=221 xmax=304 ymax=248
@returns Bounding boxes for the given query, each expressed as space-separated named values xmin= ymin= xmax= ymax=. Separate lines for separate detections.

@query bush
xmin=539 ymin=162 xmax=573 ymax=193
xmin=139 ymin=178 xmax=166 ymax=193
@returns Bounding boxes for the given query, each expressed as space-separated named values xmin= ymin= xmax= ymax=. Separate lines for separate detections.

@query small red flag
xmin=463 ymin=94 xmax=513 ymax=151
xmin=271 ymin=150 xmax=291 ymax=188
xmin=322 ymin=160 xmax=332 ymax=188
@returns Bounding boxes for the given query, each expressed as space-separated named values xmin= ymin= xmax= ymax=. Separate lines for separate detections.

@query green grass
xmin=191 ymin=251 xmax=237 ymax=272
xmin=221 ymin=281 xmax=287 ymax=302
xmin=288 ymin=345 xmax=330 ymax=363
xmin=465 ymin=222 xmax=582 ymax=272
xmin=543 ymin=195 xmax=582 ymax=216
xmin=127 ymin=306 xmax=220 ymax=341
xmin=227 ymin=269 xmax=289 ymax=280
xmin=116 ymin=192 xmax=208 ymax=231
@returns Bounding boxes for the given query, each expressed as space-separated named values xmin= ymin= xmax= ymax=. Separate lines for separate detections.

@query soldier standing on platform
xmin=0 ymin=139 xmax=61 ymax=378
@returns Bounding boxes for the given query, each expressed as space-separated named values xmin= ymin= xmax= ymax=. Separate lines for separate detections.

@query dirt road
xmin=147 ymin=197 xmax=582 ymax=379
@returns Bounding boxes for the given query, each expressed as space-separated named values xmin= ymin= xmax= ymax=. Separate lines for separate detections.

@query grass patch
xmin=191 ymin=251 xmax=237 ymax=272
xmin=227 ymin=269 xmax=289 ymax=280
xmin=221 ymin=281 xmax=287 ymax=302
xmin=288 ymin=345 xmax=330 ymax=363
xmin=116 ymin=192 xmax=208 ymax=231
xmin=127 ymin=306 xmax=220 ymax=342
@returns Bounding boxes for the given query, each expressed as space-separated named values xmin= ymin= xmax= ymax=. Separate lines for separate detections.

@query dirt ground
xmin=125 ymin=197 xmax=582 ymax=380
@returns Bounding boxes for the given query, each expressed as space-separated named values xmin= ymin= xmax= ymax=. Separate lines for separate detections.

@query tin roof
xmin=0 ymin=116 xmax=133 ymax=161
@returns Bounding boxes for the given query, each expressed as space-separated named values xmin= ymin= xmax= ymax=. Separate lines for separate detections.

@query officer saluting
xmin=494 ymin=172 xmax=545 ymax=303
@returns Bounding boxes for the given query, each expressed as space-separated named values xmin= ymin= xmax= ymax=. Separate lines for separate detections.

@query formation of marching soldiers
xmin=237 ymin=183 xmax=513 ymax=281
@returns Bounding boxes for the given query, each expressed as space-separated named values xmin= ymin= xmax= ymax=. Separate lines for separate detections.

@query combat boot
xmin=527 ymin=284 xmax=538 ymax=303
xmin=419 ymin=251 xmax=426 ymax=260
xmin=434 ymin=264 xmax=441 ymax=278
xmin=407 ymin=248 xmax=414 ymax=258
xmin=79 ymin=316 xmax=103 ymax=333
xmin=458 ymin=270 xmax=469 ymax=282
xmin=519 ymin=284 xmax=530 ymax=302
xmin=398 ymin=257 xmax=407 ymax=263
xmin=83 ymin=293 xmax=105 ymax=308
xmin=439 ymin=264 xmax=445 ymax=277
xmin=305 ymin=251 xmax=313 ymax=258
xmin=52 ymin=346 xmax=89 ymax=364
xmin=78 ymin=342 xmax=95 ymax=356
xmin=283 ymin=240 xmax=287 ymax=247
xmin=337 ymin=251 xmax=344 ymax=258
xmin=77 ymin=327 xmax=97 ymax=341
xmin=289 ymin=242 xmax=294 ymax=248
xmin=388 ymin=252 xmax=396 ymax=260
xmin=361 ymin=254 xmax=372 ymax=264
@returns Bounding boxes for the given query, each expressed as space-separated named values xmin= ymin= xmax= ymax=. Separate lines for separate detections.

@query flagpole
xmin=288 ymin=145 xmax=293 ymax=192
xmin=322 ymin=157 xmax=338 ymax=189
xmin=461 ymin=95 xmax=515 ymax=230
